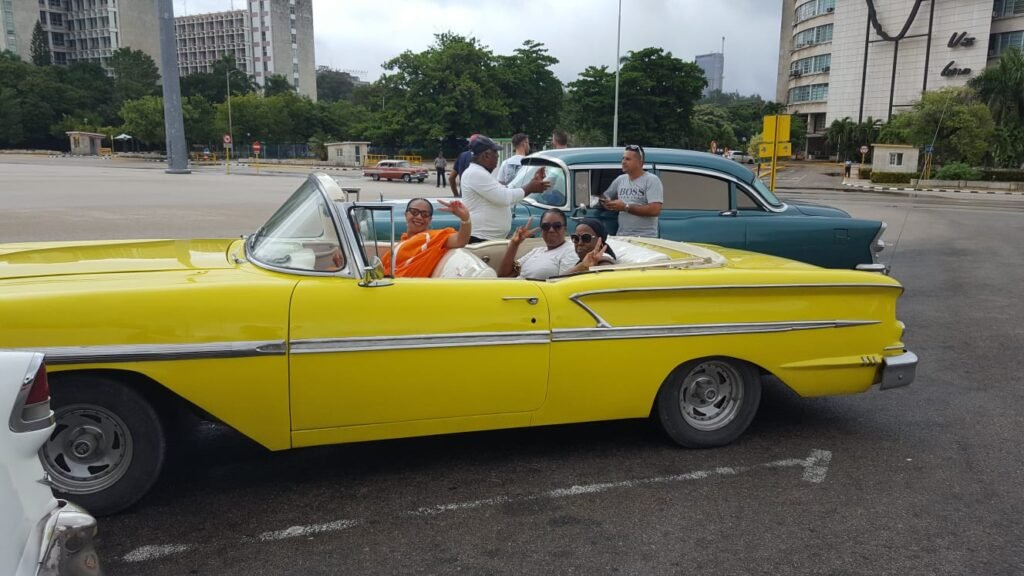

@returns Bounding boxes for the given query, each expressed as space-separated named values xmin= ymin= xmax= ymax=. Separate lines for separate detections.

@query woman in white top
xmin=497 ymin=209 xmax=577 ymax=280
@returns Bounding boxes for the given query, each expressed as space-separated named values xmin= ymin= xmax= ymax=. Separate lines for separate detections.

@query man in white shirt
xmin=461 ymin=135 xmax=550 ymax=242
xmin=496 ymin=133 xmax=529 ymax=185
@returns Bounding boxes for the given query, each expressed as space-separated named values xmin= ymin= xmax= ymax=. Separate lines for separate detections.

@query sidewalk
xmin=841 ymin=178 xmax=1024 ymax=197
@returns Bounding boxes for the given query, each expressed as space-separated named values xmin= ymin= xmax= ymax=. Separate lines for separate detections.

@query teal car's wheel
xmin=656 ymin=357 xmax=761 ymax=448
xmin=41 ymin=376 xmax=166 ymax=516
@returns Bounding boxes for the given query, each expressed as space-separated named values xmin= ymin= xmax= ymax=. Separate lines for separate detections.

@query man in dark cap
xmin=461 ymin=135 xmax=551 ymax=242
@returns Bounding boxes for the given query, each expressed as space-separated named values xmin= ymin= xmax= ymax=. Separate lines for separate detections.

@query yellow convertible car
xmin=0 ymin=174 xmax=917 ymax=515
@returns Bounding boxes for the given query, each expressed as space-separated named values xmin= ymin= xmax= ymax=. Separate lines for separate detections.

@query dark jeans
xmin=436 ymin=168 xmax=446 ymax=187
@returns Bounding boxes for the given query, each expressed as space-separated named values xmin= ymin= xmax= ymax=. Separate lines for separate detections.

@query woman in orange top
xmin=381 ymin=197 xmax=472 ymax=277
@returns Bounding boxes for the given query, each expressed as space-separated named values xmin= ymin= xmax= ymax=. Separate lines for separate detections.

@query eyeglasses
xmin=539 ymin=222 xmax=564 ymax=232
xmin=406 ymin=208 xmax=432 ymax=218
xmin=571 ymin=233 xmax=595 ymax=244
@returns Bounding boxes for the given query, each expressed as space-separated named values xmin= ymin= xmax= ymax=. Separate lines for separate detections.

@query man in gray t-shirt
xmin=600 ymin=144 xmax=664 ymax=237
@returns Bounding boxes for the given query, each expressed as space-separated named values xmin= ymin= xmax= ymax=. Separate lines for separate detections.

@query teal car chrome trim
xmin=551 ymin=320 xmax=880 ymax=342
xmin=290 ymin=331 xmax=551 ymax=353
xmin=569 ymin=283 xmax=904 ymax=327
xmin=6 ymin=341 xmax=287 ymax=365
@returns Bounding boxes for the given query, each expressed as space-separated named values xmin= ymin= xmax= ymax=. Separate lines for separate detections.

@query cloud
xmin=173 ymin=0 xmax=783 ymax=98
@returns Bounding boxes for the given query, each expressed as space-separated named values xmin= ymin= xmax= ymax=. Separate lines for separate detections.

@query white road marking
xmin=254 ymin=519 xmax=361 ymax=542
xmin=117 ymin=449 xmax=832 ymax=563
xmin=121 ymin=544 xmax=192 ymax=563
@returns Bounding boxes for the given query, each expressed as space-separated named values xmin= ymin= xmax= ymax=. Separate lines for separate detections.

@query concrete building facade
xmin=0 ymin=0 xmax=160 ymax=73
xmin=777 ymin=0 xmax=1024 ymax=158
xmin=175 ymin=0 xmax=316 ymax=100
xmin=695 ymin=52 xmax=724 ymax=95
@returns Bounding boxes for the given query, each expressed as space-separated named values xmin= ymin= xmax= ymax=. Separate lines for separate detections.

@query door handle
xmin=502 ymin=296 xmax=539 ymax=305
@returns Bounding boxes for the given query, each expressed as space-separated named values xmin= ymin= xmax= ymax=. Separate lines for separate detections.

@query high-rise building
xmin=175 ymin=0 xmax=316 ymax=100
xmin=0 ymin=0 xmax=160 ymax=72
xmin=777 ymin=0 xmax=1024 ymax=158
xmin=695 ymin=52 xmax=724 ymax=95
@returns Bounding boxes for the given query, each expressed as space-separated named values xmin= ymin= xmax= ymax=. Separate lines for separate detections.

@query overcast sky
xmin=173 ymin=0 xmax=783 ymax=99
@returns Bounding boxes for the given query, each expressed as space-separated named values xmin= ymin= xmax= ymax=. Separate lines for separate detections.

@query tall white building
xmin=175 ymin=0 xmax=316 ymax=100
xmin=695 ymin=52 xmax=724 ymax=95
xmin=777 ymin=0 xmax=1024 ymax=158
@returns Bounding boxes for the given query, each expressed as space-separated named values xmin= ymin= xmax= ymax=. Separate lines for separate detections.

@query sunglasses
xmin=539 ymin=222 xmax=564 ymax=232
xmin=624 ymin=144 xmax=645 ymax=160
xmin=406 ymin=208 xmax=432 ymax=218
xmin=571 ymin=233 xmax=596 ymax=244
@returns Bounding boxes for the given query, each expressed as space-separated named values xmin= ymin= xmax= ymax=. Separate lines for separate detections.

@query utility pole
xmin=612 ymin=0 xmax=622 ymax=147
xmin=156 ymin=0 xmax=189 ymax=174
xmin=226 ymin=66 xmax=233 ymax=149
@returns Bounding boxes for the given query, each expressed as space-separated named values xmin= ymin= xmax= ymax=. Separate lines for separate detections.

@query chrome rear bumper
xmin=878 ymin=351 xmax=918 ymax=390
xmin=36 ymin=501 xmax=101 ymax=575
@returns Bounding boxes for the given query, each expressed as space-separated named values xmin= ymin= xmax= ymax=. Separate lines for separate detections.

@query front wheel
xmin=371 ymin=174 xmax=380 ymax=181
xmin=41 ymin=376 xmax=166 ymax=516
xmin=402 ymin=174 xmax=412 ymax=183
xmin=656 ymin=357 xmax=761 ymax=448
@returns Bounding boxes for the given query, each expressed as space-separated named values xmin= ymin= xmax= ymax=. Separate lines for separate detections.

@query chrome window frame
xmin=519 ymin=156 xmax=573 ymax=210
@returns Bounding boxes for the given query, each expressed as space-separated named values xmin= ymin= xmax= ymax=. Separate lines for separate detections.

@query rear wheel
xmin=402 ymin=174 xmax=412 ymax=183
xmin=372 ymin=174 xmax=380 ymax=181
xmin=656 ymin=357 xmax=761 ymax=448
xmin=41 ymin=376 xmax=166 ymax=516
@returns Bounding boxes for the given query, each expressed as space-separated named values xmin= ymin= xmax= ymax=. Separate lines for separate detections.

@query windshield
xmin=248 ymin=180 xmax=345 ymax=272
xmin=750 ymin=177 xmax=784 ymax=207
xmin=348 ymin=205 xmax=394 ymax=277
xmin=511 ymin=163 xmax=567 ymax=208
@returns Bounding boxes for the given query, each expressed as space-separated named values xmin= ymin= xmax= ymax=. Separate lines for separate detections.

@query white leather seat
xmin=431 ymin=248 xmax=499 ymax=278
xmin=605 ymin=238 xmax=671 ymax=265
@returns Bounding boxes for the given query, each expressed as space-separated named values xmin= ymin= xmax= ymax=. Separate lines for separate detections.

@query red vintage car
xmin=363 ymin=160 xmax=428 ymax=183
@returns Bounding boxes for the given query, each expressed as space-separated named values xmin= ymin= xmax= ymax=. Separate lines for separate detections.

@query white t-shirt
xmin=462 ymin=162 xmax=526 ymax=240
xmin=517 ymin=241 xmax=578 ymax=280
xmin=496 ymin=154 xmax=524 ymax=185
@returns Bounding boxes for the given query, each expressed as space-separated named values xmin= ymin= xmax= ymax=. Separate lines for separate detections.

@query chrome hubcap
xmin=40 ymin=405 xmax=134 ymax=495
xmin=678 ymin=361 xmax=744 ymax=431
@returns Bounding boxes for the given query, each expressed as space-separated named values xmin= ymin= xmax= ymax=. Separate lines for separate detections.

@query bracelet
xmin=460 ymin=219 xmax=471 ymax=224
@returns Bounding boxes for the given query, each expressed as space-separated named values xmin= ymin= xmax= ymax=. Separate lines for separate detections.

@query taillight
xmin=25 ymin=362 xmax=49 ymax=405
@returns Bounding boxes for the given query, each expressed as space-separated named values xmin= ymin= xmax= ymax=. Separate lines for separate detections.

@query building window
xmin=790 ymin=53 xmax=831 ymax=76
xmin=994 ymin=0 xmax=1024 ymax=18
xmin=793 ymin=23 xmax=833 ymax=49
xmin=888 ymin=153 xmax=904 ymax=167
xmin=53 ymin=51 xmax=66 ymax=64
xmin=51 ymin=32 xmax=63 ymax=45
xmin=788 ymin=83 xmax=829 ymax=103
xmin=795 ymin=0 xmax=834 ymax=23
xmin=989 ymin=31 xmax=1024 ymax=58
xmin=49 ymin=12 xmax=62 ymax=26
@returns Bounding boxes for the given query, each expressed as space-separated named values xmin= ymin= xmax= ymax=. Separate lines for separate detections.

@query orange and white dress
xmin=380 ymin=228 xmax=457 ymax=278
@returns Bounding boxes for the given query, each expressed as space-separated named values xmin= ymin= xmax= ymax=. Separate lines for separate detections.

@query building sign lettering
xmin=941 ymin=61 xmax=972 ymax=77
xmin=947 ymin=32 xmax=976 ymax=48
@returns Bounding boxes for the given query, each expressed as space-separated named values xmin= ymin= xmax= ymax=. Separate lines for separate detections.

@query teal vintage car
xmin=381 ymin=147 xmax=887 ymax=271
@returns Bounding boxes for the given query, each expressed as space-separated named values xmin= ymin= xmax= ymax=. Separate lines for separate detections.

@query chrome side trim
xmin=6 ymin=340 xmax=287 ymax=365
xmin=551 ymin=320 xmax=879 ymax=342
xmin=290 ymin=331 xmax=551 ymax=354
xmin=569 ymin=283 xmax=903 ymax=328
xmin=8 ymin=352 xmax=53 ymax=434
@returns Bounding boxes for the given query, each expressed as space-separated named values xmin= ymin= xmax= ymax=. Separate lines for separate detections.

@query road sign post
xmin=253 ymin=141 xmax=261 ymax=175
xmin=859 ymin=144 xmax=869 ymax=170
xmin=223 ymin=134 xmax=232 ymax=175
xmin=762 ymin=115 xmax=792 ymax=192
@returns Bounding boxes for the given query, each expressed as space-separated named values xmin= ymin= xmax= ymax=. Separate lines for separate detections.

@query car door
xmin=650 ymin=168 xmax=747 ymax=247
xmin=287 ymin=206 xmax=551 ymax=434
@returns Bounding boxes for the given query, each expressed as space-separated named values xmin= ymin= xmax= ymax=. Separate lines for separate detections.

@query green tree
xmin=969 ymin=48 xmax=1024 ymax=126
xmin=180 ymin=54 xmax=256 ymax=103
xmin=878 ymin=87 xmax=994 ymax=165
xmin=562 ymin=65 xmax=615 ymax=145
xmin=316 ymin=67 xmax=357 ymax=102
xmin=0 ymin=88 xmax=23 ymax=145
xmin=688 ymin=104 xmax=737 ymax=151
xmin=110 ymin=48 xmax=160 ymax=103
xmin=493 ymin=40 xmax=563 ymax=147
xmin=30 ymin=21 xmax=50 ymax=66
xmin=119 ymin=96 xmax=166 ymax=145
xmin=826 ymin=117 xmax=856 ymax=160
xmin=263 ymin=74 xmax=293 ymax=97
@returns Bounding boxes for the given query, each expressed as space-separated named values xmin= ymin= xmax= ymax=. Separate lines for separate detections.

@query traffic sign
xmin=223 ymin=134 xmax=232 ymax=145
xmin=758 ymin=142 xmax=792 ymax=158
xmin=859 ymin=145 xmax=869 ymax=155
xmin=762 ymin=115 xmax=791 ymax=143
xmin=252 ymin=141 xmax=262 ymax=155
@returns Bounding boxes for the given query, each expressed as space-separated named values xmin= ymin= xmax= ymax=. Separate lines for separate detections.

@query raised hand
xmin=438 ymin=199 xmax=470 ymax=221
xmin=581 ymin=238 xmax=607 ymax=267
xmin=511 ymin=217 xmax=538 ymax=245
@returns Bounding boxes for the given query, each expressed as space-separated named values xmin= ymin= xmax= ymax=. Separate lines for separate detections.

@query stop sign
xmin=252 ymin=141 xmax=262 ymax=154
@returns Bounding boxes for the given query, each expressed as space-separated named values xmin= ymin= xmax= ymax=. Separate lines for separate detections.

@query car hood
xmin=785 ymin=200 xmax=851 ymax=218
xmin=0 ymin=238 xmax=236 ymax=280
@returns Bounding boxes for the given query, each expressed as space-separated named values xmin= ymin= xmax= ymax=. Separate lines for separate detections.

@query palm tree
xmin=969 ymin=48 xmax=1024 ymax=125
xmin=826 ymin=117 xmax=855 ymax=160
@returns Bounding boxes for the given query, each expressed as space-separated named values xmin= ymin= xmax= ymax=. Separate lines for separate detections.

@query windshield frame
xmin=516 ymin=157 xmax=571 ymax=210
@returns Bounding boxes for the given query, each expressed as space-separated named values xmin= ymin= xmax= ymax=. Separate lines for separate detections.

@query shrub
xmin=859 ymin=167 xmax=872 ymax=180
xmin=977 ymin=168 xmax=1024 ymax=182
xmin=934 ymin=162 xmax=982 ymax=181
xmin=870 ymin=171 xmax=914 ymax=184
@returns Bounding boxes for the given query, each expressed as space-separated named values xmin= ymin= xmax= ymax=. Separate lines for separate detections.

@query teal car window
xmin=736 ymin=189 xmax=760 ymax=210
xmin=750 ymin=178 xmax=784 ymax=207
xmin=658 ymin=170 xmax=729 ymax=210
xmin=515 ymin=164 xmax=567 ymax=207
xmin=249 ymin=180 xmax=343 ymax=272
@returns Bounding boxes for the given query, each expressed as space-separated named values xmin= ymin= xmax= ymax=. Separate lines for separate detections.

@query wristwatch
xmin=623 ymin=204 xmax=630 ymax=214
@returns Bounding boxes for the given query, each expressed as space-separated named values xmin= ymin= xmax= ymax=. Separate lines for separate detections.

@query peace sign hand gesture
xmin=581 ymin=238 xmax=607 ymax=268
xmin=438 ymin=199 xmax=469 ymax=221
xmin=511 ymin=217 xmax=538 ymax=245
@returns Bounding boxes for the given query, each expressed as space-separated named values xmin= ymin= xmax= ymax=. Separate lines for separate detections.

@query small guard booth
xmin=325 ymin=141 xmax=371 ymax=167
xmin=66 ymin=131 xmax=107 ymax=156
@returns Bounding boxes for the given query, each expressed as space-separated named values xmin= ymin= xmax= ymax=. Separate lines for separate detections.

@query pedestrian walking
xmin=434 ymin=152 xmax=447 ymax=188
xmin=844 ymin=159 xmax=852 ymax=179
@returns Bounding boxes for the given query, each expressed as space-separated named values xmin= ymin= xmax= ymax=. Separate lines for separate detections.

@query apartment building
xmin=175 ymin=0 xmax=316 ymax=100
xmin=777 ymin=0 xmax=1024 ymax=158
xmin=695 ymin=52 xmax=724 ymax=95
xmin=0 ymin=0 xmax=160 ymax=72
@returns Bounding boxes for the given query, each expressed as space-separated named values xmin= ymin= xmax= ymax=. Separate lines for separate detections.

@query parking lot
xmin=2 ymin=156 xmax=1023 ymax=576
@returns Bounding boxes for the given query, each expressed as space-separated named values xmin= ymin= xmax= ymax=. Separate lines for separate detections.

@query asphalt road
xmin=2 ymin=156 xmax=1023 ymax=575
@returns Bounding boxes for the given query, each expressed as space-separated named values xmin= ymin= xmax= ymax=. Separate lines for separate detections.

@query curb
xmin=843 ymin=180 xmax=1024 ymax=196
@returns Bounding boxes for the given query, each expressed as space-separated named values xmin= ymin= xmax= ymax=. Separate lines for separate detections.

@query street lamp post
xmin=226 ymin=66 xmax=233 ymax=149
xmin=612 ymin=0 xmax=622 ymax=147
